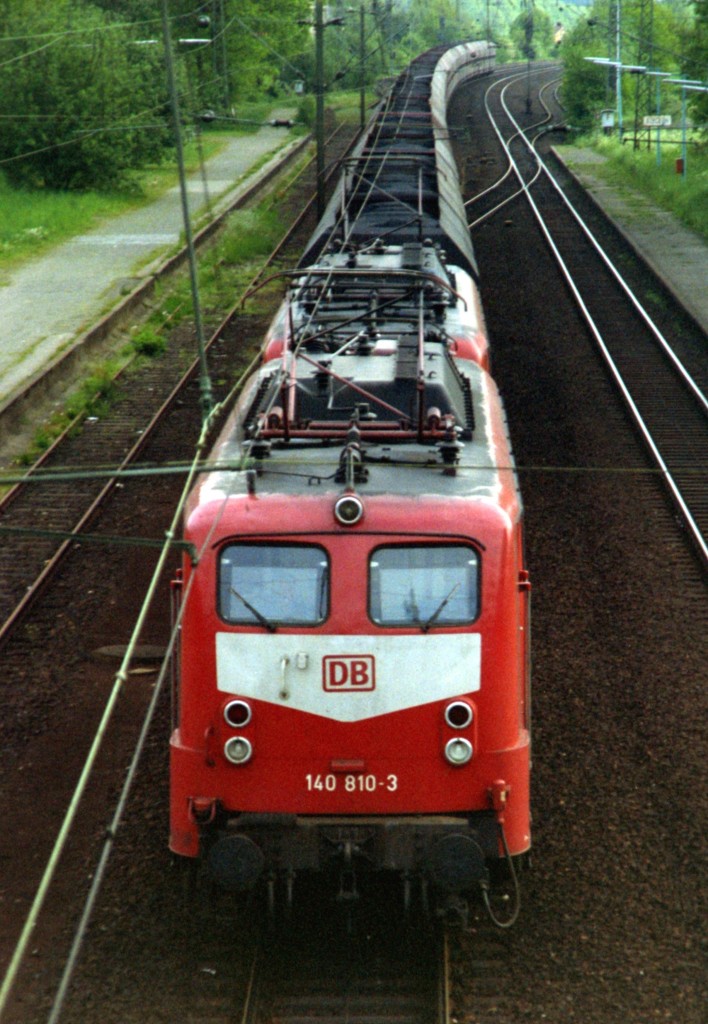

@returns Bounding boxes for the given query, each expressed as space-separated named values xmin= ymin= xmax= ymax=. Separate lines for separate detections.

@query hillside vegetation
xmin=0 ymin=1 xmax=704 ymax=249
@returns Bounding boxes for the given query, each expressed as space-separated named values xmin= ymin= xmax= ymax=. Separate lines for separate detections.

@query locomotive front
xmin=169 ymin=305 xmax=530 ymax=920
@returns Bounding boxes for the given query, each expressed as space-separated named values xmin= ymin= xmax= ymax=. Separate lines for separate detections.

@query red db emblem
xmin=323 ymin=655 xmax=375 ymax=691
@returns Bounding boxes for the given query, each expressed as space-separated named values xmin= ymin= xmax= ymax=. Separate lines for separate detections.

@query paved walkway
xmin=0 ymin=119 xmax=297 ymax=406
xmin=552 ymin=146 xmax=708 ymax=337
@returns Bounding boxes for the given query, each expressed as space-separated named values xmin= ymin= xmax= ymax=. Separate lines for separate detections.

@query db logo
xmin=323 ymin=655 xmax=376 ymax=691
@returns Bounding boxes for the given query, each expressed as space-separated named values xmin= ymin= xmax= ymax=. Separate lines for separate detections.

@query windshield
xmin=369 ymin=545 xmax=479 ymax=627
xmin=219 ymin=544 xmax=329 ymax=626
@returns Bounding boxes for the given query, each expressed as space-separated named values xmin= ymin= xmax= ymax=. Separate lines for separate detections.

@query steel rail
xmin=490 ymin=73 xmax=707 ymax=416
xmin=0 ymin=405 xmax=168 ymax=649
xmin=465 ymin=65 xmax=559 ymax=228
xmin=487 ymin=74 xmax=707 ymax=566
xmin=0 ymin=388 xmax=225 ymax=1022
xmin=0 ymin=122 xmax=365 ymax=1018
xmin=483 ymin=69 xmax=707 ymax=416
xmin=0 ymin=129 xmax=354 ymax=996
xmin=437 ymin=928 xmax=452 ymax=1024
xmin=0 ymin=134 xmax=312 ymax=448
xmin=0 ymin=295 xmax=188 ymax=517
xmin=231 ymin=123 xmax=351 ymax=298
xmin=244 ymin=56 xmax=443 ymax=450
xmin=238 ymin=938 xmax=264 ymax=1024
xmin=0 ymin=128 xmax=347 ymax=518
xmin=233 ymin=919 xmax=449 ymax=1024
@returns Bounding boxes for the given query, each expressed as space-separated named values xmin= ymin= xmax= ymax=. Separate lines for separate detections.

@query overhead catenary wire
xmin=0 ymin=46 xmax=277 ymax=171
xmin=0 ymin=58 xmax=247 ymax=169
xmin=242 ymin=49 xmax=483 ymax=448
xmin=480 ymin=66 xmax=708 ymax=415
xmin=0 ymin=15 xmax=251 ymax=170
xmin=19 ymin=294 xmax=309 ymax=1018
xmin=466 ymin=65 xmax=561 ymax=228
xmin=161 ymin=0 xmax=213 ymax=421
xmin=486 ymin=66 xmax=708 ymax=565
xmin=0 ymin=317 xmax=274 ymax=1021
xmin=42 ymin=464 xmax=232 ymax=1024
xmin=0 ymin=4 xmax=208 ymax=49
xmin=579 ymin=16 xmax=705 ymax=78
xmin=0 ymin=4 xmax=411 ymax=175
xmin=1 ymin=54 xmax=705 ymax=1012
xmin=0 ymin=457 xmax=698 ymax=493
xmin=0 ymin=63 xmax=421 ymax=1012
xmin=180 ymin=53 xmax=492 ymax=453
xmin=0 ymin=242 xmax=277 ymax=1001
xmin=15 ymin=63 xmax=543 ymax=1005
xmin=0 ymin=396 xmax=218 ymax=1021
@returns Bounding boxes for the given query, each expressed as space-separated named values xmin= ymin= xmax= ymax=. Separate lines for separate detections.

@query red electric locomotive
xmin=169 ymin=235 xmax=531 ymax=924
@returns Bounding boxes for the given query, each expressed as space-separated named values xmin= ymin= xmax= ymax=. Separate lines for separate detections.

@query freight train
xmin=169 ymin=40 xmax=531 ymax=926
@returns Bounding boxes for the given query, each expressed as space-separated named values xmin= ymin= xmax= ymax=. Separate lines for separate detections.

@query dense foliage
xmin=0 ymin=0 xmax=174 ymax=188
xmin=306 ymin=0 xmax=570 ymax=91
xmin=684 ymin=0 xmax=708 ymax=128
xmin=1 ymin=0 xmax=704 ymax=191
xmin=0 ymin=0 xmax=312 ymax=189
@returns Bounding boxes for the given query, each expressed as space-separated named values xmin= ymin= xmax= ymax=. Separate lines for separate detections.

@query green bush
xmin=65 ymin=368 xmax=118 ymax=420
xmin=0 ymin=1 xmax=173 ymax=190
xmin=131 ymin=326 xmax=167 ymax=356
xmin=296 ymin=95 xmax=316 ymax=130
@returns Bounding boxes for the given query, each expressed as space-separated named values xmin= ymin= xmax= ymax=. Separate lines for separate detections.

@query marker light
xmin=224 ymin=700 xmax=252 ymax=727
xmin=445 ymin=701 xmax=474 ymax=729
xmin=224 ymin=737 xmax=253 ymax=765
xmin=445 ymin=737 xmax=473 ymax=766
xmin=334 ymin=494 xmax=364 ymax=526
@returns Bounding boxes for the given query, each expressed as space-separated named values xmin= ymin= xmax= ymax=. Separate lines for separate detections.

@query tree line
xmin=560 ymin=0 xmax=706 ymax=136
xmin=1 ymin=1 xmax=703 ymax=192
xmin=0 ymin=0 xmax=313 ymax=189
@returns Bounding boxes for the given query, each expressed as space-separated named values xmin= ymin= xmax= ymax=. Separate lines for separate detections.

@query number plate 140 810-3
xmin=305 ymin=773 xmax=398 ymax=792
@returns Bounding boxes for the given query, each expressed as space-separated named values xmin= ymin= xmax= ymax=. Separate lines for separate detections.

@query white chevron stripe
xmin=216 ymin=632 xmax=481 ymax=722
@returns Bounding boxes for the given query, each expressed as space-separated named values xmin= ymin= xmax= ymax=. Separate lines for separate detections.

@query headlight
xmin=445 ymin=737 xmax=473 ymax=766
xmin=334 ymin=494 xmax=364 ymax=526
xmin=445 ymin=701 xmax=474 ymax=729
xmin=224 ymin=737 xmax=253 ymax=765
xmin=224 ymin=700 xmax=252 ymax=727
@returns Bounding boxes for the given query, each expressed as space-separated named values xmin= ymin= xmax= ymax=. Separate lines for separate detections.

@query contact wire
xmin=0 ymin=405 xmax=220 ymax=1022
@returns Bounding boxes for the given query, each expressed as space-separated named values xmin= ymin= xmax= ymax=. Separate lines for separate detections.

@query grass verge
xmin=14 ymin=363 xmax=122 ymax=467
xmin=562 ymin=134 xmax=708 ymax=241
xmin=0 ymin=130 xmax=241 ymax=271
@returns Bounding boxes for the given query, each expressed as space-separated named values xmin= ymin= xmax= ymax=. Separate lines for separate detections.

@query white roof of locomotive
xmin=194 ymin=356 xmax=516 ymax=510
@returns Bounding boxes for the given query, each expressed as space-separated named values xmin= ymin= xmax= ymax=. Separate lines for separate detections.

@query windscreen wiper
xmin=421 ymin=583 xmax=460 ymax=633
xmin=229 ymin=586 xmax=277 ymax=632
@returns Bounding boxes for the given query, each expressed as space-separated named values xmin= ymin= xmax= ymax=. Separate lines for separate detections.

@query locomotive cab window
xmin=219 ymin=544 xmax=329 ymax=626
xmin=369 ymin=545 xmax=479 ymax=627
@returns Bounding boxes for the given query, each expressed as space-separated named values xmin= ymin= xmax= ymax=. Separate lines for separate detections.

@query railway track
xmin=2 ymin=64 xmax=705 ymax=1024
xmin=462 ymin=65 xmax=708 ymax=571
xmin=0 ymin=121 xmax=361 ymax=1023
xmin=0 ymin=76 xmax=520 ymax=1024
xmin=0 ymin=350 xmax=199 ymax=645
xmin=189 ymin=890 xmax=451 ymax=1024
